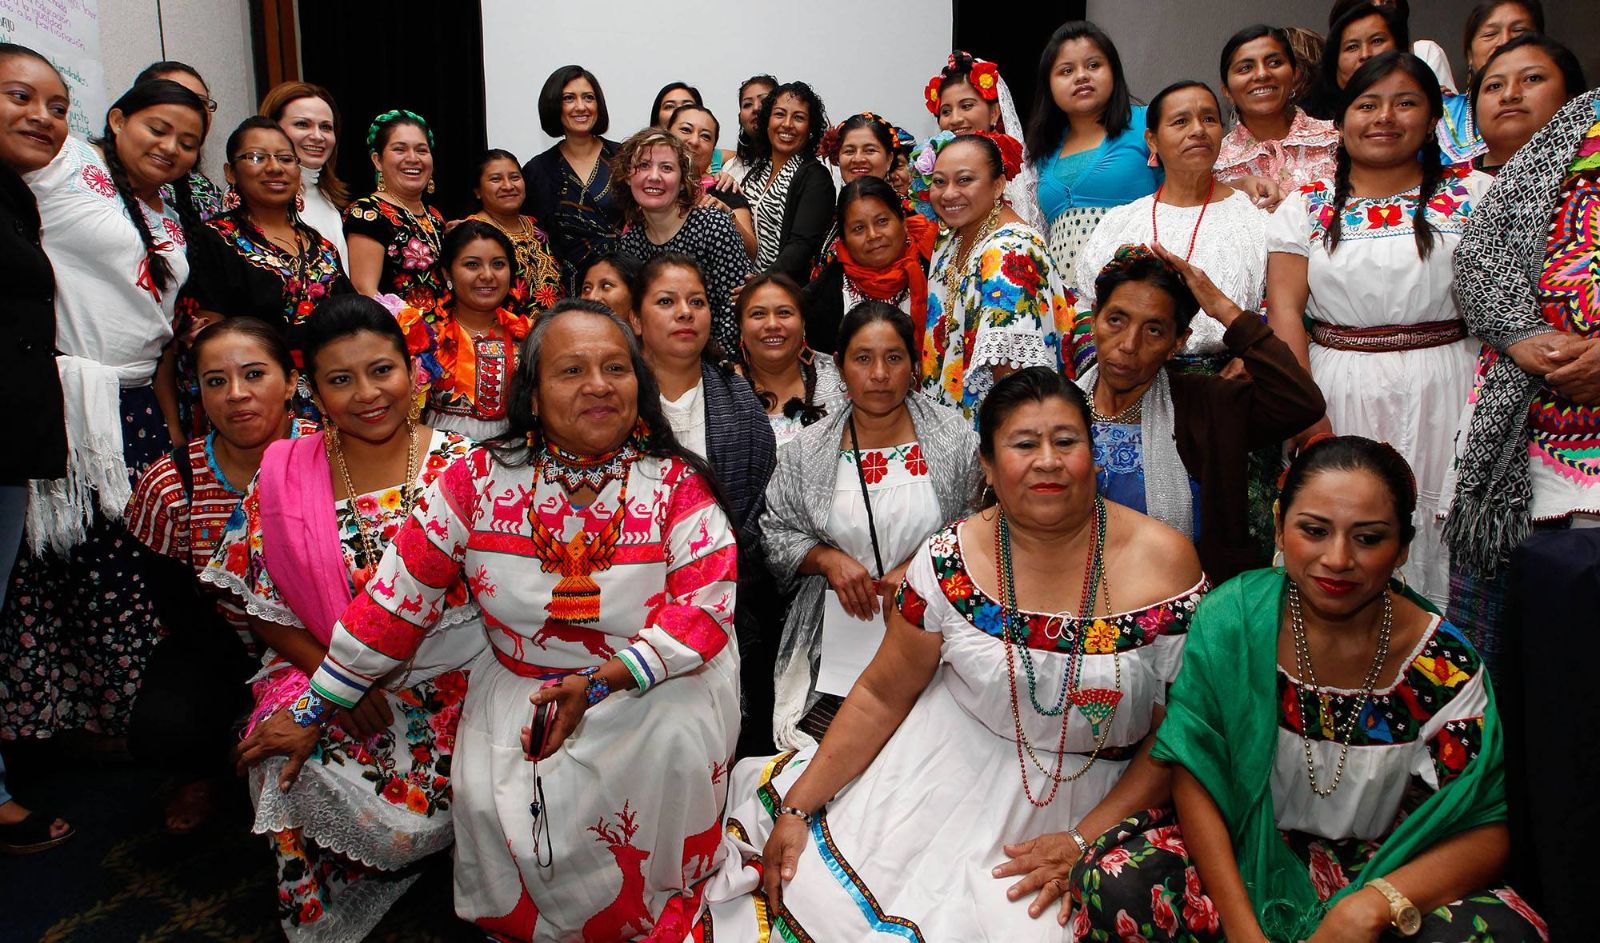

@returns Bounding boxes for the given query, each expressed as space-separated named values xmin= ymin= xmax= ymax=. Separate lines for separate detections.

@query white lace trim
xmin=250 ymin=758 xmax=455 ymax=872
xmin=280 ymin=867 xmax=419 ymax=943
xmin=968 ymin=330 xmax=1055 ymax=373
xmin=199 ymin=566 xmax=304 ymax=627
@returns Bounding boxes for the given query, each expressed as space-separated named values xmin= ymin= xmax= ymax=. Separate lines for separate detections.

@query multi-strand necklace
xmin=994 ymin=496 xmax=1124 ymax=807
xmin=327 ymin=420 xmax=419 ymax=594
xmin=1287 ymin=580 xmax=1393 ymax=798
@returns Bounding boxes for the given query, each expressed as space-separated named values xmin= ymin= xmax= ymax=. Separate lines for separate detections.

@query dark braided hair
xmin=96 ymin=78 xmax=209 ymax=294
xmin=1324 ymin=51 xmax=1444 ymax=260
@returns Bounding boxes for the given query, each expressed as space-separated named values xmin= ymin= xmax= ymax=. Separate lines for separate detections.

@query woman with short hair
xmin=521 ymin=65 xmax=622 ymax=290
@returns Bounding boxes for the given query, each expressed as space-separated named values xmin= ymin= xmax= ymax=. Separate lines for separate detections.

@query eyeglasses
xmin=234 ymin=151 xmax=300 ymax=167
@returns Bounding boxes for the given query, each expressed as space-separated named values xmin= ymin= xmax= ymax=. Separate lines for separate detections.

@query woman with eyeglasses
xmin=180 ymin=117 xmax=353 ymax=358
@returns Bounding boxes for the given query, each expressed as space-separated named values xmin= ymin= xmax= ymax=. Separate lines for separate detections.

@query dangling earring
xmin=295 ymin=192 xmax=306 ymax=214
xmin=408 ymin=394 xmax=423 ymax=424
xmin=426 ymin=178 xmax=436 ymax=194
xmin=1272 ymin=548 xmax=1285 ymax=571
xmin=221 ymin=185 xmax=240 ymax=211
xmin=1394 ymin=567 xmax=1408 ymax=592
xmin=376 ymin=170 xmax=386 ymax=192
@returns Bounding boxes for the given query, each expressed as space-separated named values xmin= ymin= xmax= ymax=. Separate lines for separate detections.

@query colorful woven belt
xmin=1309 ymin=319 xmax=1468 ymax=352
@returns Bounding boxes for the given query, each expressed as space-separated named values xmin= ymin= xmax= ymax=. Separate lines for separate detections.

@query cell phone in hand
xmin=528 ymin=699 xmax=558 ymax=760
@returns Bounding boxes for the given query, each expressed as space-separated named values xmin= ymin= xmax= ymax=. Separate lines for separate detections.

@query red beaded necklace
xmin=1150 ymin=176 xmax=1216 ymax=262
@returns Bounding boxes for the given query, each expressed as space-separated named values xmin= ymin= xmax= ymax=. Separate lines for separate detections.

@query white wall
xmin=481 ymin=0 xmax=952 ymax=165
xmin=98 ymin=0 xmax=256 ymax=181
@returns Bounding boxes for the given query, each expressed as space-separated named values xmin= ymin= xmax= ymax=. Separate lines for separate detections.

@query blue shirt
xmin=1037 ymin=105 xmax=1162 ymax=224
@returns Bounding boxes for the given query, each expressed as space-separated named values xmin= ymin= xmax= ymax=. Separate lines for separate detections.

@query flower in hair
xmin=924 ymin=75 xmax=944 ymax=115
xmin=818 ymin=124 xmax=843 ymax=162
xmin=968 ymin=61 xmax=1001 ymax=102
xmin=975 ymin=131 xmax=1023 ymax=180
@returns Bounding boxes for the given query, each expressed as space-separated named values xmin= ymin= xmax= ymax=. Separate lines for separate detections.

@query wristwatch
xmin=1367 ymin=877 xmax=1422 ymax=937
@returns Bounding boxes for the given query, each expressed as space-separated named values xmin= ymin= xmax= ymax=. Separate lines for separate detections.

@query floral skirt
xmin=1069 ymin=807 xmax=1547 ymax=942
xmin=250 ymin=665 xmax=468 ymax=943
xmin=0 ymin=387 xmax=169 ymax=739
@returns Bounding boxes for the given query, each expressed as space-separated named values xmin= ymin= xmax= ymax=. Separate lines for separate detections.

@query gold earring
xmin=376 ymin=170 xmax=386 ymax=192
xmin=426 ymin=178 xmax=436 ymax=194
xmin=408 ymin=395 xmax=423 ymax=424
xmin=1272 ymin=548 xmax=1285 ymax=571
xmin=1394 ymin=568 xmax=1408 ymax=592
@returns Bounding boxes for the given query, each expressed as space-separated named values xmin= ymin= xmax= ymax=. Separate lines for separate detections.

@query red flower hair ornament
xmin=923 ymin=56 xmax=1002 ymax=115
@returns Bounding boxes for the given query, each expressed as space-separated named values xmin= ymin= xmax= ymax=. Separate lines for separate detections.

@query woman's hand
xmin=1151 ymin=244 xmax=1247 ymax=330
xmin=1545 ymin=337 xmax=1600 ymax=404
xmin=714 ymin=170 xmax=743 ymax=194
xmin=233 ymin=711 xmax=321 ymax=792
xmin=1304 ymin=888 xmax=1390 ymax=943
xmin=821 ymin=547 xmax=880 ymax=620
xmin=877 ymin=561 xmax=911 ymax=614
xmin=762 ymin=812 xmax=811 ymax=911
xmin=1505 ymin=331 xmax=1585 ymax=376
xmin=337 ymin=689 xmax=395 ymax=739
xmin=1291 ymin=416 xmax=1334 ymax=453
xmin=1231 ymin=174 xmax=1286 ymax=212
xmin=521 ymin=675 xmax=588 ymax=760
xmin=993 ymin=833 xmax=1081 ymax=924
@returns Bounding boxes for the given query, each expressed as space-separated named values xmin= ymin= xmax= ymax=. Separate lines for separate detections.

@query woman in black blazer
xmin=739 ymin=81 xmax=836 ymax=282
xmin=520 ymin=65 xmax=624 ymax=291
xmin=0 ymin=42 xmax=73 ymax=854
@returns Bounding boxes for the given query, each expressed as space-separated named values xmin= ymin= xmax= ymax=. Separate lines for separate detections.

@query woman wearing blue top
xmin=1024 ymin=21 xmax=1159 ymax=290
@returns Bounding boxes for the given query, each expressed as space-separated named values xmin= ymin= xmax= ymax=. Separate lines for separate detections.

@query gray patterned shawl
xmin=764 ymin=393 xmax=980 ymax=749
xmin=1445 ymin=90 xmax=1600 ymax=574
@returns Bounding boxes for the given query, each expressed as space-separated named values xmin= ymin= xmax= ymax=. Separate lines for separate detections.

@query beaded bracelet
xmin=288 ymin=689 xmax=335 ymax=728
xmin=577 ymin=666 xmax=611 ymax=707
xmin=776 ymin=806 xmax=814 ymax=825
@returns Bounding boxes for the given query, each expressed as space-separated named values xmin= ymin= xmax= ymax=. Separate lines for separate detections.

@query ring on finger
xmin=1046 ymin=878 xmax=1065 ymax=894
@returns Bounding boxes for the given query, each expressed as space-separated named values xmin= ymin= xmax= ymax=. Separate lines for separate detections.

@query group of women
xmin=0 ymin=0 xmax=1592 ymax=940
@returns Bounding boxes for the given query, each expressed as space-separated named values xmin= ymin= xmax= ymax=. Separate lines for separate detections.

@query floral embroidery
xmin=1300 ymin=170 xmax=1477 ymax=244
xmin=202 ymin=212 xmax=345 ymax=326
xmin=342 ymin=196 xmax=447 ymax=309
xmin=80 ymin=163 xmax=117 ymax=198
xmin=398 ymin=302 xmax=533 ymax=423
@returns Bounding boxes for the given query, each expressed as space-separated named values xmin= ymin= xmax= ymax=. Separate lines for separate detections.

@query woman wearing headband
xmin=343 ymin=109 xmax=447 ymax=308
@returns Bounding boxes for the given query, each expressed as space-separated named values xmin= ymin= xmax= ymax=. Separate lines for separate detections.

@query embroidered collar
xmin=537 ymin=438 xmax=640 ymax=493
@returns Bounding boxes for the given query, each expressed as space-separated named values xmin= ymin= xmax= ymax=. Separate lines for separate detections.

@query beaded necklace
xmin=1287 ymin=580 xmax=1393 ymax=798
xmin=535 ymin=438 xmax=640 ymax=494
xmin=994 ymin=496 xmax=1125 ymax=806
xmin=1150 ymin=177 xmax=1215 ymax=262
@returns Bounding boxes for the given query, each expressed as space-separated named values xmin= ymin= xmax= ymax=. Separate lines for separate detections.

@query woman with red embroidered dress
xmin=398 ymin=220 xmax=533 ymax=441
xmin=700 ymin=367 xmax=1205 ymax=941
xmin=1264 ymin=52 xmax=1491 ymax=608
xmin=204 ymin=297 xmax=481 ymax=942
xmin=236 ymin=299 xmax=741 ymax=941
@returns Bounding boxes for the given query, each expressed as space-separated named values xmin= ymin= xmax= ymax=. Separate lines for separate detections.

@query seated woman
xmin=924 ymin=50 xmax=1043 ymax=230
xmin=182 ymin=118 xmax=353 ymax=352
xmin=125 ymin=319 xmax=314 ymax=834
xmin=1075 ymin=81 xmax=1267 ymax=374
xmin=613 ymin=128 xmax=752 ymax=354
xmin=802 ymin=176 xmax=935 ymax=354
xmin=204 ymin=297 xmax=482 ymax=942
xmin=741 ymin=81 xmax=836 ymax=281
xmin=630 ymin=252 xmax=778 ymax=752
xmin=917 ymin=132 xmax=1076 ymax=420
xmin=765 ymin=302 xmax=978 ymax=749
xmin=1076 ymin=245 xmax=1324 ymax=582
xmin=237 ymin=299 xmax=741 ymax=942
xmin=1469 ymin=34 xmax=1585 ymax=176
xmin=700 ymin=367 xmax=1205 ymax=941
xmin=465 ymin=148 xmax=562 ymax=314
xmin=1214 ymin=25 xmax=1339 ymax=195
xmin=736 ymin=273 xmax=846 ymax=447
xmin=1074 ymin=436 xmax=1545 ymax=942
xmin=397 ymin=220 xmax=532 ymax=441
xmin=812 ymin=111 xmax=907 ymax=273
xmin=579 ymin=252 xmax=639 ymax=316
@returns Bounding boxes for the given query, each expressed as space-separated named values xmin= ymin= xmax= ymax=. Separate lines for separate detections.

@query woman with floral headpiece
xmin=915 ymin=132 xmax=1077 ymax=422
xmin=343 ymin=109 xmax=448 ymax=308
xmin=923 ymin=51 xmax=1044 ymax=232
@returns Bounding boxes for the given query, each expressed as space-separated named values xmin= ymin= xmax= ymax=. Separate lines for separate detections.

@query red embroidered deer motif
xmin=370 ymin=575 xmax=397 ymax=599
xmin=532 ymin=618 xmax=615 ymax=660
xmin=582 ymin=803 xmax=652 ymax=942
xmin=468 ymin=565 xmax=497 ymax=598
xmin=687 ymin=518 xmax=713 ymax=556
xmin=425 ymin=517 xmax=451 ymax=542
xmin=490 ymin=485 xmax=531 ymax=533
xmin=397 ymin=593 xmax=424 ymax=617
xmin=681 ymin=761 xmax=731 ymax=882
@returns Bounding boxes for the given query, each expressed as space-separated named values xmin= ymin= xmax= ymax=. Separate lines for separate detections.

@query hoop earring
xmin=1394 ymin=568 xmax=1408 ymax=592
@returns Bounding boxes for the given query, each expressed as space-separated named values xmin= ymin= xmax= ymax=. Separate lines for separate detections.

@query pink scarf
xmin=257 ymin=432 xmax=351 ymax=646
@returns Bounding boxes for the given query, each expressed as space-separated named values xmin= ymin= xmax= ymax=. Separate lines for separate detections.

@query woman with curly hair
xmin=740 ymin=80 xmax=836 ymax=281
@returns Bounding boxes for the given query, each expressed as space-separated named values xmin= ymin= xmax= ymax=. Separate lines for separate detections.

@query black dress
xmin=521 ymin=139 xmax=624 ymax=291
xmin=181 ymin=208 xmax=353 ymax=352
xmin=0 ymin=164 xmax=64 ymax=485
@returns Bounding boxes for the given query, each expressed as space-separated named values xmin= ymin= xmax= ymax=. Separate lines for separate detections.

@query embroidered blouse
xmin=397 ymin=302 xmax=533 ymax=441
xmin=1215 ymin=109 xmax=1340 ymax=194
xmin=342 ymin=195 xmax=447 ymax=309
xmin=181 ymin=208 xmax=353 ymax=343
xmin=467 ymin=212 xmax=563 ymax=315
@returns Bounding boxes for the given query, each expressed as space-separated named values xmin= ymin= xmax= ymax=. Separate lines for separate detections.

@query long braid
xmin=1411 ymin=135 xmax=1443 ymax=260
xmin=97 ymin=129 xmax=174 ymax=292
xmin=797 ymin=353 xmax=825 ymax=427
xmin=1323 ymin=143 xmax=1353 ymax=254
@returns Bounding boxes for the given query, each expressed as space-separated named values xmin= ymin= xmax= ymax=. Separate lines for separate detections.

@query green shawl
xmin=1150 ymin=569 xmax=1507 ymax=942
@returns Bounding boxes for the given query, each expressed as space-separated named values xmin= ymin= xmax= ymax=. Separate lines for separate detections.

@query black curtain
xmin=953 ymin=0 xmax=1086 ymax=132
xmin=296 ymin=1 xmax=487 ymax=219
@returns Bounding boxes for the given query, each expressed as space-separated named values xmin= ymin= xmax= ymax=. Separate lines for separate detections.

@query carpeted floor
xmin=0 ymin=738 xmax=479 ymax=943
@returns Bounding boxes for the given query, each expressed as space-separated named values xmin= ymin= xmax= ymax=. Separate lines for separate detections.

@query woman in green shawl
xmin=1068 ymin=436 xmax=1544 ymax=942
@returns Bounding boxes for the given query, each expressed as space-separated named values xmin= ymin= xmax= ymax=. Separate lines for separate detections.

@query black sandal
xmin=0 ymin=809 xmax=75 ymax=854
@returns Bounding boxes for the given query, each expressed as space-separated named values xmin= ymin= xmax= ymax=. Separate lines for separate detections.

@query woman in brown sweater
xmin=1074 ymin=243 xmax=1324 ymax=581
